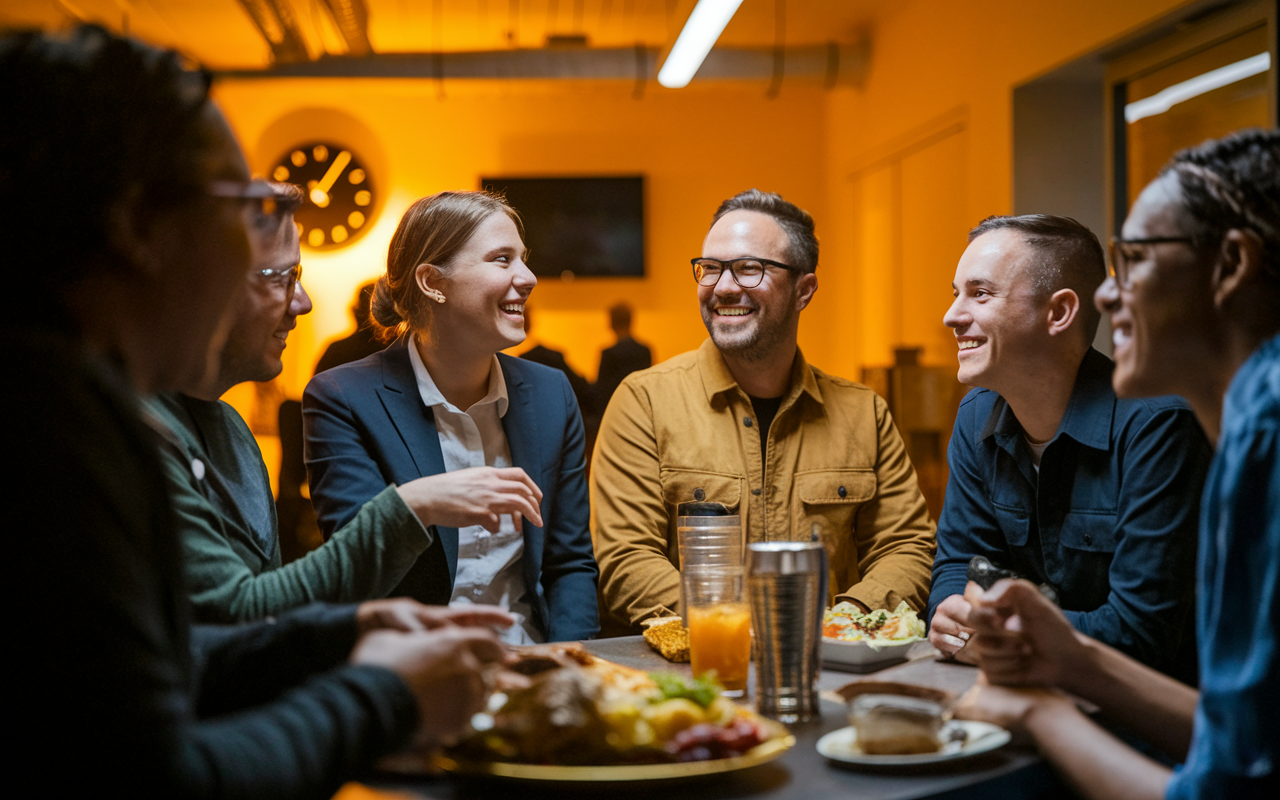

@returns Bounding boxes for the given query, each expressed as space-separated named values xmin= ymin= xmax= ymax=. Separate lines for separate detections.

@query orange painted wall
xmin=821 ymin=0 xmax=1196 ymax=379
xmin=213 ymin=79 xmax=831 ymax=412
xmin=211 ymin=0 xmax=1199 ymax=439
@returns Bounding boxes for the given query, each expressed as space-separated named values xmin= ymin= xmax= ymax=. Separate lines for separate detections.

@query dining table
xmin=357 ymin=636 xmax=1068 ymax=799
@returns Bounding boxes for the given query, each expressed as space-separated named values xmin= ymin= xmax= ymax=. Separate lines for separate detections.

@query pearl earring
xmin=424 ymin=287 xmax=446 ymax=304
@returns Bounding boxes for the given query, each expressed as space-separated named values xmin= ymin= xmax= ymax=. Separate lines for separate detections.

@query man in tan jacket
xmin=591 ymin=189 xmax=936 ymax=634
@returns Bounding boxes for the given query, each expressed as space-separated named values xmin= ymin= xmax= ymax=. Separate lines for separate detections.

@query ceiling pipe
xmin=214 ymin=41 xmax=869 ymax=87
xmin=319 ymin=0 xmax=373 ymax=57
xmin=236 ymin=0 xmax=310 ymax=64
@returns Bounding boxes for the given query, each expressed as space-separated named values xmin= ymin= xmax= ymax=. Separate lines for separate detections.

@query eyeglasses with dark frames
xmin=257 ymin=263 xmax=302 ymax=291
xmin=691 ymin=257 xmax=798 ymax=288
xmin=1107 ymin=236 xmax=1197 ymax=288
xmin=208 ymin=179 xmax=279 ymax=217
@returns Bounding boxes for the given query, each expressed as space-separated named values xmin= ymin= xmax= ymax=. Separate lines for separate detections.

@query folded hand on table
xmin=357 ymin=598 xmax=515 ymax=634
xmin=928 ymin=593 xmax=978 ymax=664
xmin=962 ymin=579 xmax=1093 ymax=691
xmin=351 ymin=625 xmax=507 ymax=745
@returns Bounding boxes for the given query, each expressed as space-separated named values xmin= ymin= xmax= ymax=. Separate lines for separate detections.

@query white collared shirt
xmin=408 ymin=336 xmax=542 ymax=644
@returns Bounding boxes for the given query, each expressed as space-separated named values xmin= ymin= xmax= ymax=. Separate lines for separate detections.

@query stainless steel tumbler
xmin=747 ymin=541 xmax=827 ymax=723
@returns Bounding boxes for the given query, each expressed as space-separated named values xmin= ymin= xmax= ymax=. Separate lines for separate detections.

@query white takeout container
xmin=820 ymin=637 xmax=916 ymax=672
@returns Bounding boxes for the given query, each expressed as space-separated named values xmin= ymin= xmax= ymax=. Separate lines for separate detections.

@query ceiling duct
xmin=320 ymin=0 xmax=373 ymax=57
xmin=236 ymin=0 xmax=310 ymax=64
xmin=215 ymin=41 xmax=869 ymax=87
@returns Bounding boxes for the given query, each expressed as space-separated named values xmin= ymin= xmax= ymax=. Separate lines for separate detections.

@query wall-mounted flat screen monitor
xmin=480 ymin=176 xmax=644 ymax=278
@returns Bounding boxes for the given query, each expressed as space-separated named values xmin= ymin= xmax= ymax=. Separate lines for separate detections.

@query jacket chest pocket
xmin=660 ymin=469 xmax=744 ymax=564
xmin=793 ymin=469 xmax=875 ymax=591
xmin=1058 ymin=512 xmax=1118 ymax=554
xmin=993 ymin=504 xmax=1031 ymax=547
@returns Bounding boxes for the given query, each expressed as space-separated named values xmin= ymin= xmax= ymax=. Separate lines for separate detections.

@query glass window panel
xmin=1125 ymin=25 xmax=1270 ymax=207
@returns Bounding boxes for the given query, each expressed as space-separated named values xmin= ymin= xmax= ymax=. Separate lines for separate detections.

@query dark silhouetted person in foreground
xmin=595 ymin=302 xmax=652 ymax=409
xmin=956 ymin=130 xmax=1280 ymax=799
xmin=3 ymin=26 xmax=510 ymax=798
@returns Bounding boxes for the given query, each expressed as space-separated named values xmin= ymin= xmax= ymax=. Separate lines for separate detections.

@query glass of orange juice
xmin=684 ymin=566 xmax=751 ymax=696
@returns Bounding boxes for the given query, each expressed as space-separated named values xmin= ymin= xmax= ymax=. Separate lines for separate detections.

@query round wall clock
xmin=270 ymin=141 xmax=376 ymax=250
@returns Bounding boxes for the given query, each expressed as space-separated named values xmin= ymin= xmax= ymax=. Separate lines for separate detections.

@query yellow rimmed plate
xmin=431 ymin=734 xmax=795 ymax=782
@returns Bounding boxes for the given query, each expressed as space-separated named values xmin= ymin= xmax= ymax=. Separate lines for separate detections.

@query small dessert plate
xmin=816 ymin=721 xmax=1011 ymax=766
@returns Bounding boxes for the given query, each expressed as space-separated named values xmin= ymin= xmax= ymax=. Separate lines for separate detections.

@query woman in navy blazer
xmin=303 ymin=192 xmax=599 ymax=642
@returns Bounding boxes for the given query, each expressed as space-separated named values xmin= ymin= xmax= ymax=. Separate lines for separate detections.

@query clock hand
xmin=313 ymin=150 xmax=352 ymax=201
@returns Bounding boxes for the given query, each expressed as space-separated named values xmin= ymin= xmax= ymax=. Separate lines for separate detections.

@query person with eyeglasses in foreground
xmin=591 ymin=189 xmax=936 ymax=634
xmin=955 ymin=129 xmax=1280 ymax=799
xmin=927 ymin=214 xmax=1210 ymax=684
xmin=149 ymin=182 xmax=516 ymax=626
xmin=3 ymin=26 xmax=509 ymax=798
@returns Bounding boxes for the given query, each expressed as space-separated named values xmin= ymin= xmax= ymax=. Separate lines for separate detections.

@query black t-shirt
xmin=749 ymin=394 xmax=785 ymax=476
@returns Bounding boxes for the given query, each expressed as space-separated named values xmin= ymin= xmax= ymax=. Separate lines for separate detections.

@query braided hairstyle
xmin=1163 ymin=129 xmax=1280 ymax=284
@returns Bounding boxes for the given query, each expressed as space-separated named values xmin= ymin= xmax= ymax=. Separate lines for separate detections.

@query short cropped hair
xmin=1164 ymin=129 xmax=1280 ymax=284
xmin=711 ymin=189 xmax=819 ymax=273
xmin=968 ymin=214 xmax=1106 ymax=342
xmin=0 ymin=25 xmax=213 ymax=322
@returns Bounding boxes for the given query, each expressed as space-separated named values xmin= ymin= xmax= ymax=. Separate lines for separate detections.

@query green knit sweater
xmin=149 ymin=393 xmax=432 ymax=623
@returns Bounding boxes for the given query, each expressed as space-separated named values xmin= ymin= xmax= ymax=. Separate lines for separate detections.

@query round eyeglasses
xmin=691 ymin=257 xmax=798 ymax=289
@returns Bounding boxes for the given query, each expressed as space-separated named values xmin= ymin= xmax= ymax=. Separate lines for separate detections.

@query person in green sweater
xmin=152 ymin=182 xmax=544 ymax=622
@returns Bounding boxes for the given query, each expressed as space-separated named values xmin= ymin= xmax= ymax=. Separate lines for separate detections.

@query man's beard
xmin=701 ymin=303 xmax=796 ymax=363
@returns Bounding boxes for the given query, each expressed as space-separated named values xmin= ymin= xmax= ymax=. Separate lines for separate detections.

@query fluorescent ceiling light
xmin=1125 ymin=52 xmax=1271 ymax=123
xmin=657 ymin=0 xmax=745 ymax=88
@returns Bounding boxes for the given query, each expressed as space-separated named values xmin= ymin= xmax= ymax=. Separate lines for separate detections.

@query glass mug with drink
xmin=684 ymin=565 xmax=751 ymax=697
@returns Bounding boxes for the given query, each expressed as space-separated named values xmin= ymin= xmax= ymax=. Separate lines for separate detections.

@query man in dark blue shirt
xmin=954 ymin=128 xmax=1280 ymax=800
xmin=928 ymin=214 xmax=1210 ymax=680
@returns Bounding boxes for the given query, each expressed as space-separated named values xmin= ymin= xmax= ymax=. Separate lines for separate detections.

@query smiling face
xmin=428 ymin=211 xmax=535 ymax=357
xmin=1095 ymin=174 xmax=1217 ymax=398
xmin=215 ymin=216 xmax=311 ymax=390
xmin=943 ymin=228 xmax=1052 ymax=393
xmin=698 ymin=209 xmax=815 ymax=362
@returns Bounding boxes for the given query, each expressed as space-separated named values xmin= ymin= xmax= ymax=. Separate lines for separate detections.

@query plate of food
xmin=816 ymin=721 xmax=1011 ymax=766
xmin=817 ymin=679 xmax=1010 ymax=766
xmin=415 ymin=644 xmax=794 ymax=782
xmin=822 ymin=601 xmax=926 ymax=671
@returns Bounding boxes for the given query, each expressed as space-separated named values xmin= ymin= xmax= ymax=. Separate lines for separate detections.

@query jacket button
xmin=752 ymin=488 xmax=762 ymax=496
xmin=1083 ymin=533 xmax=1092 ymax=545
xmin=743 ymin=417 xmax=753 ymax=427
xmin=693 ymin=488 xmax=706 ymax=501
xmin=838 ymin=485 xmax=847 ymax=498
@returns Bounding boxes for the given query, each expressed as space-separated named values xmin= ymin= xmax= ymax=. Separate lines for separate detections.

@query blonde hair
xmin=371 ymin=191 xmax=524 ymax=343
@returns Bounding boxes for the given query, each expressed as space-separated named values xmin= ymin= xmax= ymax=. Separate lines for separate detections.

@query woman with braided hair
xmin=953 ymin=129 xmax=1280 ymax=800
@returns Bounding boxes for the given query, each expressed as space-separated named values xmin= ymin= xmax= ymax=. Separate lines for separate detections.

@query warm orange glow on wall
xmin=208 ymin=0 xmax=1197 ymax=438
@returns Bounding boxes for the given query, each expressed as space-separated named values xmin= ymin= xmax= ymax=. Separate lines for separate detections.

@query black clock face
xmin=270 ymin=141 xmax=375 ymax=250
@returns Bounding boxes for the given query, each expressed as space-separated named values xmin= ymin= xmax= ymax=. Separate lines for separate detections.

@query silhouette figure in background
xmin=595 ymin=302 xmax=652 ymax=410
xmin=278 ymin=282 xmax=390 ymax=561
xmin=316 ymin=282 xmax=387 ymax=375
xmin=519 ymin=304 xmax=595 ymax=418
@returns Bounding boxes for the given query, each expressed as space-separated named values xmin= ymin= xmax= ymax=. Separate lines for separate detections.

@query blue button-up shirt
xmin=928 ymin=349 xmax=1211 ymax=679
xmin=1167 ymin=332 xmax=1280 ymax=799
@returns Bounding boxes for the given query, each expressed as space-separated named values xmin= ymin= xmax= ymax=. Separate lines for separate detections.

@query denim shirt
xmin=928 ymin=349 xmax=1211 ymax=678
xmin=1167 ymin=333 xmax=1280 ymax=799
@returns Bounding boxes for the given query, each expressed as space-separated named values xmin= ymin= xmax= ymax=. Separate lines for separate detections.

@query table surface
xmin=363 ymin=637 xmax=1063 ymax=800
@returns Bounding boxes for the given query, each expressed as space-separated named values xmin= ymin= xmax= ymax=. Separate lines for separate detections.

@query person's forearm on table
xmin=1060 ymin=636 xmax=1197 ymax=760
xmin=1024 ymin=696 xmax=1172 ymax=800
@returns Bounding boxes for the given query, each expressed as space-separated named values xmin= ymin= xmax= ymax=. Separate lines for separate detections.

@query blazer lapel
xmin=499 ymin=358 xmax=546 ymax=589
xmin=377 ymin=339 xmax=458 ymax=584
